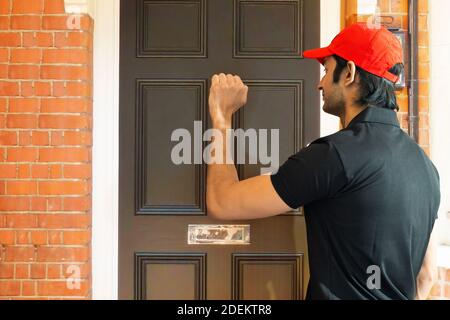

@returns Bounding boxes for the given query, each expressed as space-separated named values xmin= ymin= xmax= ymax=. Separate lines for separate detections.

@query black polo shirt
xmin=271 ymin=106 xmax=440 ymax=300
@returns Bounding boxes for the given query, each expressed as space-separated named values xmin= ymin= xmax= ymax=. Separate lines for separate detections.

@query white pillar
xmin=89 ymin=0 xmax=120 ymax=299
xmin=430 ymin=0 xmax=450 ymax=248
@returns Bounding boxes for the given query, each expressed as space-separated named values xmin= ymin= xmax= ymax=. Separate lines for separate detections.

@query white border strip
xmin=91 ymin=0 xmax=120 ymax=300
xmin=429 ymin=0 xmax=450 ymax=248
xmin=319 ymin=0 xmax=341 ymax=137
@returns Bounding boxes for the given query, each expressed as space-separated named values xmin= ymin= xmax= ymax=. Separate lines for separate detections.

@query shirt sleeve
xmin=270 ymin=141 xmax=348 ymax=209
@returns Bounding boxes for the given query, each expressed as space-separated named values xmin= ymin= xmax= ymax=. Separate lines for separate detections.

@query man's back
xmin=270 ymin=106 xmax=440 ymax=299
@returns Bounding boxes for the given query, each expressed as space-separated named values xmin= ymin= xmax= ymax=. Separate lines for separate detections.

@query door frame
xmin=91 ymin=0 xmax=341 ymax=300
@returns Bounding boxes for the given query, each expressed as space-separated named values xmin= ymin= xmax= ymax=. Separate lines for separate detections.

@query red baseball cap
xmin=303 ymin=23 xmax=404 ymax=83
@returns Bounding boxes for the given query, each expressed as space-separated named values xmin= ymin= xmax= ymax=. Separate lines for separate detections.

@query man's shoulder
xmin=300 ymin=134 xmax=347 ymax=174
xmin=309 ymin=129 xmax=374 ymax=180
xmin=310 ymin=129 xmax=356 ymax=149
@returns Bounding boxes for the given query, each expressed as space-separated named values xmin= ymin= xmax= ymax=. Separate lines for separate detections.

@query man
xmin=206 ymin=23 xmax=440 ymax=300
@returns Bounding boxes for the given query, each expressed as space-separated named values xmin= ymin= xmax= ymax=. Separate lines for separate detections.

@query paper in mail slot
xmin=188 ymin=224 xmax=250 ymax=245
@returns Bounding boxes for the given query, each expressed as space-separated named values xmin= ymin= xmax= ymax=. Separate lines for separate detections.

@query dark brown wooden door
xmin=119 ymin=0 xmax=320 ymax=300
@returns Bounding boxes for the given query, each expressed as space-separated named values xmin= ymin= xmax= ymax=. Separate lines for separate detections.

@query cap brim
xmin=303 ymin=47 xmax=333 ymax=65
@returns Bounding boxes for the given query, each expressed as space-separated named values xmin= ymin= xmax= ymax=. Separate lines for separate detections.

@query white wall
xmin=429 ymin=0 xmax=450 ymax=247
xmin=320 ymin=0 xmax=341 ymax=136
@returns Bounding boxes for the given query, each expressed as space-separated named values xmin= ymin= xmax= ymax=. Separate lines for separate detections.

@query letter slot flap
xmin=188 ymin=225 xmax=250 ymax=245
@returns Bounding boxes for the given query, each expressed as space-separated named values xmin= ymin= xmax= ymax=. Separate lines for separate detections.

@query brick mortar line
xmin=1 ymin=150 xmax=92 ymax=153
xmin=1 ymin=173 xmax=92 ymax=176
xmin=0 ymin=30 xmax=94 ymax=34
xmin=0 ymin=214 xmax=91 ymax=217
xmin=2 ymin=245 xmax=90 ymax=248
xmin=0 ymin=261 xmax=90 ymax=263
xmin=0 ymin=30 xmax=93 ymax=34
xmin=2 ymin=198 xmax=90 ymax=202
xmin=0 ymin=99 xmax=92 ymax=103
xmin=1 ymin=204 xmax=91 ymax=207
xmin=2 ymin=205 xmax=90 ymax=209
xmin=0 ymin=80 xmax=92 ymax=82
xmin=0 ymin=78 xmax=92 ymax=81
xmin=1 ymin=114 xmax=92 ymax=117
xmin=3 ymin=14 xmax=90 ymax=17
xmin=3 ymin=297 xmax=91 ymax=299
xmin=11 ymin=247 xmax=91 ymax=250
xmin=0 ymin=47 xmax=92 ymax=51
xmin=0 ymin=64 xmax=93 ymax=67
xmin=11 ymin=280 xmax=91 ymax=284
xmin=0 ymin=229 xmax=92 ymax=232
xmin=0 ymin=145 xmax=92 ymax=150
xmin=0 ymin=130 xmax=91 ymax=132
xmin=0 ymin=98 xmax=93 ymax=101
xmin=4 ymin=244 xmax=89 ymax=249
xmin=0 ymin=202 xmax=92 ymax=205
xmin=0 ymin=212 xmax=92 ymax=214
xmin=1 ymin=62 xmax=92 ymax=65
xmin=0 ymin=230 xmax=91 ymax=234
xmin=0 ymin=95 xmax=94 ymax=97
xmin=0 ymin=209 xmax=92 ymax=212
xmin=0 ymin=80 xmax=92 ymax=83
xmin=0 ymin=178 xmax=89 ymax=181
xmin=0 ymin=78 xmax=93 ymax=82
xmin=1 ymin=163 xmax=92 ymax=166
xmin=0 ymin=113 xmax=93 ymax=115
xmin=0 ymin=144 xmax=89 ymax=146
xmin=0 ymin=110 xmax=91 ymax=113
xmin=0 ymin=31 xmax=93 ymax=35
xmin=3 ymin=262 xmax=91 ymax=265
xmin=0 ymin=197 xmax=92 ymax=200
xmin=0 ymin=144 xmax=92 ymax=146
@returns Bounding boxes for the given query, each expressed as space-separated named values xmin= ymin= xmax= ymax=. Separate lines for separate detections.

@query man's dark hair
xmin=332 ymin=54 xmax=404 ymax=111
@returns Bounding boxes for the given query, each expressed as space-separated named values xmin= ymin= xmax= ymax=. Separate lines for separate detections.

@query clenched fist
xmin=209 ymin=73 xmax=248 ymax=128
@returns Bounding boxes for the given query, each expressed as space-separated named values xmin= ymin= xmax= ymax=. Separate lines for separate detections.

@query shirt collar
xmin=346 ymin=106 xmax=400 ymax=128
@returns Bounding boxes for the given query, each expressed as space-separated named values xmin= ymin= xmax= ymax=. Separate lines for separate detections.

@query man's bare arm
xmin=415 ymin=226 xmax=438 ymax=300
xmin=207 ymin=172 xmax=292 ymax=220
xmin=206 ymin=74 xmax=292 ymax=220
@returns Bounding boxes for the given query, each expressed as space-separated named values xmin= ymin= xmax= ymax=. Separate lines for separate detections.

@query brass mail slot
xmin=188 ymin=225 xmax=250 ymax=245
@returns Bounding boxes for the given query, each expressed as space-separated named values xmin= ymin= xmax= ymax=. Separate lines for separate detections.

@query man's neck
xmin=340 ymin=104 xmax=368 ymax=128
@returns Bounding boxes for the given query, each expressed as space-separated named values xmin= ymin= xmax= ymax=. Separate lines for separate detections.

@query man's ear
xmin=344 ymin=61 xmax=357 ymax=86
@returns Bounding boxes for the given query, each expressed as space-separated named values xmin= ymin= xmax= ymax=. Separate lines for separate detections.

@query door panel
xmin=234 ymin=0 xmax=303 ymax=57
xmin=120 ymin=0 xmax=320 ymax=300
xmin=137 ymin=0 xmax=207 ymax=57
xmin=135 ymin=253 xmax=206 ymax=300
xmin=136 ymin=80 xmax=207 ymax=214
xmin=237 ymin=80 xmax=303 ymax=179
xmin=232 ymin=253 xmax=303 ymax=300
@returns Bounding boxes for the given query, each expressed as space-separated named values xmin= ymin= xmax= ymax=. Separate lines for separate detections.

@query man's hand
xmin=209 ymin=73 xmax=248 ymax=128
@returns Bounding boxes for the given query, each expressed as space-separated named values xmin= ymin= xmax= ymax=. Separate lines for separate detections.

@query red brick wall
xmin=0 ymin=0 xmax=92 ymax=299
